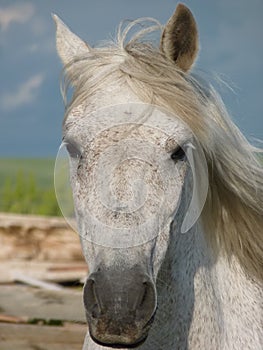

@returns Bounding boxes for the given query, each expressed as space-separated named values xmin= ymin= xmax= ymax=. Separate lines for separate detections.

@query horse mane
xmin=63 ymin=19 xmax=263 ymax=282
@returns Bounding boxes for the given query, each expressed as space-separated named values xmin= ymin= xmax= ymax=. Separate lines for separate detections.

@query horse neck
xmin=153 ymin=172 xmax=262 ymax=349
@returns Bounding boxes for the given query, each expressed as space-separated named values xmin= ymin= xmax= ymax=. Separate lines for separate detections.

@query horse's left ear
xmin=160 ymin=3 xmax=199 ymax=72
xmin=52 ymin=14 xmax=90 ymax=67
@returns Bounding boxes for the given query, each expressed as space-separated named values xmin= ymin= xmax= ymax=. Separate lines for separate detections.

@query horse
xmin=53 ymin=4 xmax=263 ymax=349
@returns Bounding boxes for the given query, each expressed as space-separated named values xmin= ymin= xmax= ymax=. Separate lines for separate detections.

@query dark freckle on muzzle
xmin=83 ymin=266 xmax=157 ymax=347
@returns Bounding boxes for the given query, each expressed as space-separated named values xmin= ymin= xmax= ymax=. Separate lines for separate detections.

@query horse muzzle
xmin=83 ymin=267 xmax=157 ymax=347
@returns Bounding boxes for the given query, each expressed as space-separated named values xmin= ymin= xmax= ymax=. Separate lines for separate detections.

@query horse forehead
xmin=65 ymin=103 xmax=190 ymax=149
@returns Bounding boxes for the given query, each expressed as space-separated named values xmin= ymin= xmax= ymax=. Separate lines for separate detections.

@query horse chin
xmin=89 ymin=313 xmax=155 ymax=349
xmin=90 ymin=332 xmax=148 ymax=348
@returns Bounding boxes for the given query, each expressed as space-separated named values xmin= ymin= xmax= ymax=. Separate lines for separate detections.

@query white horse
xmin=53 ymin=4 xmax=263 ymax=349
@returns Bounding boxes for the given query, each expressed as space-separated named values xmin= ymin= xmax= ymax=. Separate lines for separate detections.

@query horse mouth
xmin=89 ymin=309 xmax=156 ymax=348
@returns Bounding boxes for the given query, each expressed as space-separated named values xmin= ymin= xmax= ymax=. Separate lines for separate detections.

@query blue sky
xmin=0 ymin=0 xmax=262 ymax=157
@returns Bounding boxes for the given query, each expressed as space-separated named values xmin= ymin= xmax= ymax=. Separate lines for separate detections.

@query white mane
xmin=63 ymin=19 xmax=263 ymax=282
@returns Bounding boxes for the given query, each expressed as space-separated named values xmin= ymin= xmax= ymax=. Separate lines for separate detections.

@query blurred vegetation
xmin=0 ymin=159 xmax=61 ymax=216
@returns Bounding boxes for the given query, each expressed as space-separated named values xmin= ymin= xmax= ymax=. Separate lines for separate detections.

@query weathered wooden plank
xmin=13 ymin=274 xmax=64 ymax=290
xmin=0 ymin=214 xmax=89 ymax=349
xmin=0 ymin=285 xmax=86 ymax=322
xmin=0 ymin=342 xmax=82 ymax=350
xmin=0 ymin=261 xmax=88 ymax=283
xmin=0 ymin=213 xmax=84 ymax=262
xmin=0 ymin=322 xmax=87 ymax=350
xmin=0 ymin=314 xmax=27 ymax=323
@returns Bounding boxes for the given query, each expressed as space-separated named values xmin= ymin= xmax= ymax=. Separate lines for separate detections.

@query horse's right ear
xmin=52 ymin=14 xmax=90 ymax=67
xmin=160 ymin=4 xmax=199 ymax=72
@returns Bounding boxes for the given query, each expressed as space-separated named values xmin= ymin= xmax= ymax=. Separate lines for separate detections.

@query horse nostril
xmin=84 ymin=270 xmax=156 ymax=329
xmin=136 ymin=282 xmax=148 ymax=308
xmin=136 ymin=281 xmax=156 ymax=322
xmin=141 ymin=282 xmax=149 ymax=306
xmin=91 ymin=304 xmax=100 ymax=319
xmin=83 ymin=278 xmax=101 ymax=320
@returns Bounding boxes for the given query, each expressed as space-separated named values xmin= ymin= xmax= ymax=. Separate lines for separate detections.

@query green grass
xmin=0 ymin=158 xmax=61 ymax=216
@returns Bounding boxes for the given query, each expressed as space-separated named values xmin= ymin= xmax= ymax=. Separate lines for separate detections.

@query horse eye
xmin=65 ymin=141 xmax=81 ymax=159
xmin=171 ymin=146 xmax=186 ymax=162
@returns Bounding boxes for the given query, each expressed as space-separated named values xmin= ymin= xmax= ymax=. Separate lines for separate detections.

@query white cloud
xmin=0 ymin=73 xmax=45 ymax=111
xmin=0 ymin=3 xmax=35 ymax=31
